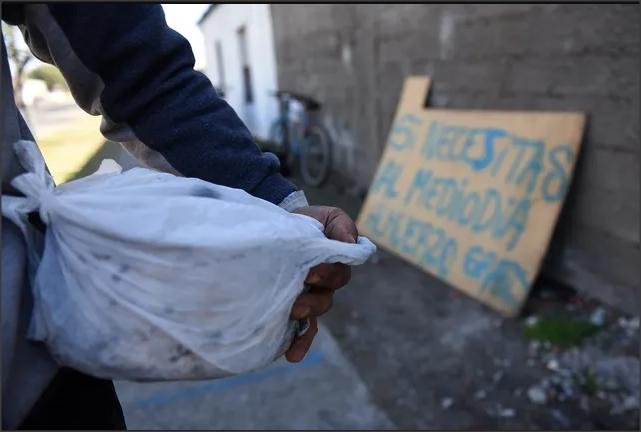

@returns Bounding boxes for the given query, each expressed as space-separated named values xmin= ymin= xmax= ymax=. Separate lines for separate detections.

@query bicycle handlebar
xmin=270 ymin=90 xmax=321 ymax=110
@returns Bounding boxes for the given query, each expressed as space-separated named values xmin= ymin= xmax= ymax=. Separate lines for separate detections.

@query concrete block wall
xmin=271 ymin=4 xmax=640 ymax=314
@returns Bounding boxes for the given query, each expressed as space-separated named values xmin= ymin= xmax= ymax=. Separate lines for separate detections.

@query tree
xmin=28 ymin=64 xmax=68 ymax=91
xmin=2 ymin=23 xmax=33 ymax=108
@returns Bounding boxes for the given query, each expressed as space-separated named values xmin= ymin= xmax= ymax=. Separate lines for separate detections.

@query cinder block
xmin=543 ymin=229 xmax=640 ymax=315
xmin=457 ymin=4 xmax=541 ymax=19
xmin=567 ymin=186 xmax=640 ymax=244
xmin=587 ymin=102 xmax=639 ymax=153
xmin=575 ymin=145 xmax=640 ymax=194
xmin=562 ymin=222 xmax=639 ymax=290
xmin=445 ymin=16 xmax=537 ymax=61
xmin=431 ymin=60 xmax=509 ymax=93
xmin=504 ymin=58 xmax=624 ymax=97
xmin=529 ymin=5 xmax=640 ymax=58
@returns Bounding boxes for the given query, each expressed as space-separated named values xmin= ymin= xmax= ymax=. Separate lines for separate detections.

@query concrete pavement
xmin=115 ymin=324 xmax=394 ymax=429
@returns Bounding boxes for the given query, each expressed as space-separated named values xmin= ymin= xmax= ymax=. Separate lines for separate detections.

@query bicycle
xmin=268 ymin=90 xmax=332 ymax=187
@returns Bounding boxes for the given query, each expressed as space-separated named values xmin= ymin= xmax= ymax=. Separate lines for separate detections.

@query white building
xmin=198 ymin=4 xmax=279 ymax=140
xmin=20 ymin=78 xmax=48 ymax=106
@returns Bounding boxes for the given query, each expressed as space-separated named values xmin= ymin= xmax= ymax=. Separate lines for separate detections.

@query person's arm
xmin=6 ymin=3 xmax=357 ymax=362
xmin=7 ymin=3 xmax=304 ymax=208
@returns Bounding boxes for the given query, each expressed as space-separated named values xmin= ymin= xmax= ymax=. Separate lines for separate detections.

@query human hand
xmin=285 ymin=206 xmax=358 ymax=362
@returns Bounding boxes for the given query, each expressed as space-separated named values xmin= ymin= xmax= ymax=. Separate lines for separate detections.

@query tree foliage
xmin=28 ymin=64 xmax=68 ymax=91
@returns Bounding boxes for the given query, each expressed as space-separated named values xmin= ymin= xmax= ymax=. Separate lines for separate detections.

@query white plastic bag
xmin=2 ymin=141 xmax=376 ymax=381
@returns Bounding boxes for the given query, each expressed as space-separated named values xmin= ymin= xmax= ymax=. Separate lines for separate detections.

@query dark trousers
xmin=18 ymin=367 xmax=126 ymax=430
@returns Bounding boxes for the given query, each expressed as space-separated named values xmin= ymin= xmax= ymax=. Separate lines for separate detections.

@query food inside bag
xmin=2 ymin=141 xmax=376 ymax=381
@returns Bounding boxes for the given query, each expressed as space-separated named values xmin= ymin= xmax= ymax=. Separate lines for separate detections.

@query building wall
xmin=199 ymin=4 xmax=279 ymax=139
xmin=271 ymin=4 xmax=640 ymax=314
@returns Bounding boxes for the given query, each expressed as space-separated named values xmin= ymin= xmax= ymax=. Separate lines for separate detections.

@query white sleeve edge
xmin=278 ymin=190 xmax=309 ymax=212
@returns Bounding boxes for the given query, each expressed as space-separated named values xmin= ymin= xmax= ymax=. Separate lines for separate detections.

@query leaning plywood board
xmin=357 ymin=76 xmax=586 ymax=316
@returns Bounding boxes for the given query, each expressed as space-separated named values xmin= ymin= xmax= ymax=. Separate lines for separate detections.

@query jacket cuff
xmin=250 ymin=172 xmax=299 ymax=207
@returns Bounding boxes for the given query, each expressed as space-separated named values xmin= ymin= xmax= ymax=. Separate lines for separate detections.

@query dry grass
xmin=36 ymin=115 xmax=105 ymax=184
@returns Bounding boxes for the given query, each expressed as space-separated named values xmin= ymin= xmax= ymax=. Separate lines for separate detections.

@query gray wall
xmin=271 ymin=4 xmax=640 ymax=314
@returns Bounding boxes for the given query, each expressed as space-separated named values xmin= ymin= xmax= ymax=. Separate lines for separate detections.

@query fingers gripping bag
xmin=2 ymin=141 xmax=376 ymax=381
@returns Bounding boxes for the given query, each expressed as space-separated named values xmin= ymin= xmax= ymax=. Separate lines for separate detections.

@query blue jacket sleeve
xmin=16 ymin=4 xmax=298 ymax=205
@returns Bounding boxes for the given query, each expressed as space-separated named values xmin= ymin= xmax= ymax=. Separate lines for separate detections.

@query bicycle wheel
xmin=300 ymin=125 xmax=332 ymax=187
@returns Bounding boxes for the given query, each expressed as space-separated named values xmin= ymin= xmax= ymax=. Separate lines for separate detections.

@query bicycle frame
xmin=274 ymin=95 xmax=310 ymax=159
xmin=269 ymin=90 xmax=331 ymax=186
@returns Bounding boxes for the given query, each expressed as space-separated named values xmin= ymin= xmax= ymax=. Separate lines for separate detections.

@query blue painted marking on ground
xmin=128 ymin=351 xmax=326 ymax=409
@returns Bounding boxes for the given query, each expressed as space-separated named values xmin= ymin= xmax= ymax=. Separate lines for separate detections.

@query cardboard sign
xmin=357 ymin=77 xmax=586 ymax=316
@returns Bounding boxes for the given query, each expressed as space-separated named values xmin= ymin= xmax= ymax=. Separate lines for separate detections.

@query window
xmin=237 ymin=26 xmax=254 ymax=104
xmin=214 ymin=40 xmax=226 ymax=97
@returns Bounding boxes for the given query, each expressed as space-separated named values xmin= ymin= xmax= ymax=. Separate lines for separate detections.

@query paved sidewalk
xmin=115 ymin=324 xmax=393 ymax=430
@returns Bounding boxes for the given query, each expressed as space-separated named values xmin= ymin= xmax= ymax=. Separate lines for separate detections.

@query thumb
xmin=324 ymin=208 xmax=358 ymax=244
